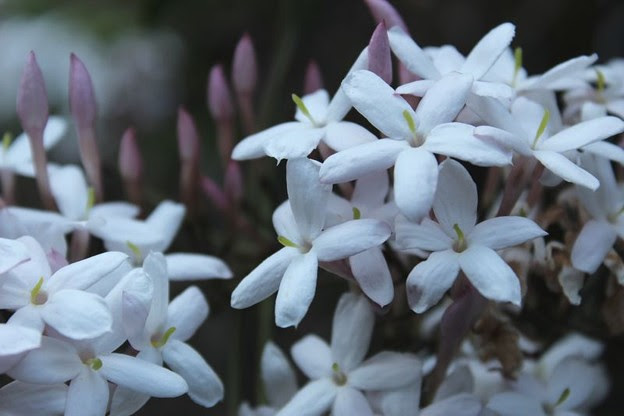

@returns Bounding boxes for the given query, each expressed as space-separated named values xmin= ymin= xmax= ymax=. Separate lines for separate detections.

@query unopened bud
xmin=303 ymin=60 xmax=324 ymax=94
xmin=201 ymin=175 xmax=228 ymax=212
xmin=364 ymin=0 xmax=409 ymax=33
xmin=368 ymin=21 xmax=392 ymax=84
xmin=207 ymin=64 xmax=234 ymax=122
xmin=224 ymin=160 xmax=243 ymax=205
xmin=119 ymin=127 xmax=142 ymax=181
xmin=232 ymin=33 xmax=258 ymax=96
xmin=177 ymin=108 xmax=201 ymax=213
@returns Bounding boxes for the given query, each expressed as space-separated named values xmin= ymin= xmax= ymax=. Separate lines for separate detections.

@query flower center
xmin=126 ymin=241 xmax=143 ymax=264
xmin=30 ymin=277 xmax=48 ymax=305
xmin=84 ymin=357 xmax=103 ymax=371
xmin=452 ymin=223 xmax=467 ymax=252
xmin=402 ymin=110 xmax=425 ymax=147
xmin=151 ymin=326 xmax=176 ymax=348
xmin=277 ymin=235 xmax=312 ymax=253
xmin=331 ymin=362 xmax=347 ymax=386
xmin=543 ymin=387 xmax=570 ymax=414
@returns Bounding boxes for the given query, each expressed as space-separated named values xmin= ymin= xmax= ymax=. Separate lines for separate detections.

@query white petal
xmin=0 ymin=237 xmax=30 ymax=274
xmin=558 ymin=266 xmax=585 ymax=306
xmin=323 ymin=121 xmax=377 ymax=152
xmin=42 ymin=289 xmax=112 ymax=340
xmin=421 ymin=394 xmax=482 ymax=416
xmin=167 ymin=286 xmax=209 ymax=342
xmin=378 ymin=385 xmax=421 ymax=416
xmin=264 ymin=126 xmax=325 ymax=161
xmin=276 ymin=378 xmax=337 ymax=416
xmin=275 ymin=252 xmax=318 ymax=328
xmin=319 ymin=139 xmax=407 ymax=184
xmin=571 ymin=220 xmax=617 ymax=274
xmin=461 ymin=23 xmax=515 ymax=79
xmin=313 ymin=219 xmax=391 ymax=262
xmin=145 ymin=200 xmax=186 ymax=251
xmin=232 ymin=121 xmax=302 ymax=160
xmin=291 ymin=334 xmax=333 ymax=380
xmin=295 ymin=90 xmax=329 ymax=123
xmin=526 ymin=54 xmax=598 ymax=90
xmin=349 ymin=351 xmax=421 ymax=390
xmin=459 ymin=245 xmax=521 ymax=306
xmin=349 ymin=247 xmax=394 ymax=307
xmin=546 ymin=358 xmax=601 ymax=410
xmin=424 ymin=123 xmax=512 ymax=166
xmin=534 ymin=150 xmax=599 ymax=190
xmin=387 ymin=27 xmax=440 ymax=79
xmin=8 ymin=336 xmax=82 ymax=384
xmin=433 ymin=158 xmax=478 ymax=236
xmin=406 ymin=250 xmax=459 ymax=313
xmin=162 ymin=339 xmax=223 ymax=407
xmin=470 ymin=216 xmax=547 ymax=250
xmin=540 ymin=116 xmax=624 ymax=152
xmin=108 ymin=350 xmax=162 ymax=416
xmin=65 ymin=368 xmax=109 ymax=416
xmin=287 ymin=157 xmax=331 ymax=241
xmin=583 ymin=140 xmax=624 ymax=165
xmin=395 ymin=79 xmax=435 ymax=96
xmin=143 ymin=252 xmax=170 ymax=337
xmin=327 ymin=48 xmax=369 ymax=122
xmin=332 ymin=387 xmax=374 ymax=416
xmin=272 ymin=201 xmax=305 ymax=245
xmin=395 ymin=216 xmax=453 ymax=252
xmin=46 ymin=251 xmax=130 ymax=292
xmin=487 ymin=392 xmax=546 ymax=416
xmin=394 ymin=147 xmax=438 ymax=222
xmin=471 ymin=80 xmax=514 ymax=100
xmin=0 ymin=381 xmax=67 ymax=416
xmin=49 ymin=165 xmax=88 ymax=221
xmin=122 ymin=290 xmax=151 ymax=348
xmin=165 ymin=252 xmax=232 ymax=280
xmin=261 ymin=341 xmax=298 ymax=408
xmin=331 ymin=293 xmax=374 ymax=372
xmin=231 ymin=247 xmax=299 ymax=309
xmin=351 ymin=170 xmax=389 ymax=210
xmin=342 ymin=69 xmax=415 ymax=139
xmin=414 ymin=72 xmax=473 ymax=135
xmin=89 ymin=201 xmax=140 ymax=219
xmin=467 ymin=94 xmax=527 ymax=139
xmin=0 ymin=323 xmax=41 ymax=356
xmin=100 ymin=352 xmax=188 ymax=397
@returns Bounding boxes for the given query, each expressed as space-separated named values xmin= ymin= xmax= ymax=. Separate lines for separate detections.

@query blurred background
xmin=1 ymin=0 xmax=623 ymax=414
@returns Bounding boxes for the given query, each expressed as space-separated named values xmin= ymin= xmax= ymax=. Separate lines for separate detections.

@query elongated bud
xmin=368 ymin=22 xmax=392 ymax=84
xmin=364 ymin=0 xmax=408 ymax=32
xmin=69 ymin=53 xmax=103 ymax=201
xmin=177 ymin=107 xmax=200 ymax=213
xmin=232 ymin=33 xmax=258 ymax=96
xmin=201 ymin=175 xmax=228 ymax=212
xmin=304 ymin=60 xmax=324 ymax=94
xmin=224 ymin=160 xmax=243 ymax=205
xmin=17 ymin=52 xmax=56 ymax=210
xmin=118 ymin=127 xmax=143 ymax=205
xmin=208 ymin=64 xmax=234 ymax=122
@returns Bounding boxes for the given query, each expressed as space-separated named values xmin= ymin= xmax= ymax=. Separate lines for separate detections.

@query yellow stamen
xmin=453 ymin=224 xmax=467 ymax=252
xmin=555 ymin=387 xmax=570 ymax=406
xmin=30 ymin=277 xmax=45 ymax=304
xmin=85 ymin=187 xmax=95 ymax=216
xmin=277 ymin=235 xmax=298 ymax=248
xmin=126 ymin=241 xmax=142 ymax=261
xmin=86 ymin=357 xmax=103 ymax=371
xmin=512 ymin=47 xmax=522 ymax=87
xmin=2 ymin=132 xmax=12 ymax=152
xmin=292 ymin=94 xmax=316 ymax=125
xmin=352 ymin=207 xmax=361 ymax=220
xmin=531 ymin=109 xmax=550 ymax=149
xmin=151 ymin=326 xmax=176 ymax=348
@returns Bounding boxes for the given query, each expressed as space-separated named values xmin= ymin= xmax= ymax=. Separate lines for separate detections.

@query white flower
xmin=319 ymin=69 xmax=510 ymax=222
xmin=277 ymin=293 xmax=421 ymax=416
xmin=231 ymin=50 xmax=376 ymax=162
xmin=110 ymin=253 xmax=224 ymax=414
xmin=0 ymin=236 xmax=130 ymax=340
xmin=0 ymin=322 xmax=41 ymax=373
xmin=395 ymin=159 xmax=546 ymax=312
xmin=472 ymin=96 xmax=624 ymax=189
xmin=231 ymin=157 xmax=391 ymax=328
xmin=571 ymin=154 xmax=624 ymax=273
xmin=0 ymin=381 xmax=67 ymax=416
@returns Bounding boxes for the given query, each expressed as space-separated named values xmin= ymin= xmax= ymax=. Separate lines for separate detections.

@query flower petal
xmin=421 ymin=393 xmax=482 ymax=416
xmin=0 ymin=323 xmax=41 ymax=356
xmin=349 ymin=351 xmax=421 ymax=390
xmin=145 ymin=200 xmax=186 ymax=251
xmin=540 ymin=116 xmax=624 ymax=152
xmin=470 ymin=216 xmax=547 ymax=250
xmin=275 ymin=252 xmax=318 ymax=328
xmin=459 ymin=245 xmax=521 ymax=306
xmin=433 ymin=158 xmax=477 ymax=236
xmin=313 ymin=219 xmax=391 ymax=262
xmin=342 ymin=69 xmax=415 ymax=139
xmin=167 ymin=286 xmax=209 ymax=342
xmin=287 ymin=157 xmax=331 ymax=241
xmin=264 ymin=126 xmax=325 ymax=161
xmin=331 ymin=293 xmax=374 ymax=372
xmin=323 ymin=121 xmax=377 ymax=152
xmin=387 ymin=27 xmax=440 ymax=79
xmin=291 ymin=334 xmax=333 ymax=379
xmin=583 ymin=140 xmax=624 ymax=165
xmin=394 ymin=147 xmax=438 ymax=222
xmin=486 ymin=392 xmax=546 ymax=416
xmin=49 ymin=164 xmax=88 ymax=221
xmin=327 ymin=48 xmax=369 ymax=122
xmin=43 ymin=289 xmax=112 ymax=340
xmin=232 ymin=121 xmax=302 ymax=160
xmin=165 ymin=253 xmax=232 ymax=280
xmin=100 ymin=352 xmax=188 ymax=397
xmin=261 ymin=341 xmax=298 ymax=408
xmin=406 ymin=250 xmax=460 ymax=313
xmin=351 ymin=170 xmax=389 ymax=211
xmin=461 ymin=23 xmax=515 ymax=79
xmin=65 ymin=368 xmax=109 ymax=416
xmin=0 ymin=381 xmax=67 ymax=416
xmin=332 ymin=387 xmax=374 ymax=416
xmin=526 ymin=54 xmax=597 ymax=90
xmin=46 ymin=251 xmax=130 ymax=292
xmin=162 ymin=339 xmax=223 ymax=407
xmin=534 ymin=150 xmax=599 ymax=190
xmin=571 ymin=219 xmax=617 ymax=274
xmin=8 ymin=336 xmax=81 ymax=384
xmin=319 ymin=139 xmax=407 ymax=184
xmin=276 ymin=378 xmax=337 ymax=416
xmin=231 ymin=247 xmax=299 ymax=309
xmin=143 ymin=252 xmax=170 ymax=337
xmin=0 ymin=237 xmax=30 ymax=274
xmin=395 ymin=216 xmax=454 ymax=252
xmin=349 ymin=247 xmax=394 ymax=307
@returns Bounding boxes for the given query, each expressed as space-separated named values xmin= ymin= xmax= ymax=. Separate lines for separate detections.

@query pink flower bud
xmin=207 ymin=64 xmax=234 ymax=122
xmin=368 ymin=22 xmax=392 ymax=84
xmin=201 ymin=175 xmax=228 ymax=213
xmin=364 ymin=0 xmax=408 ymax=32
xmin=224 ymin=160 xmax=243 ymax=204
xmin=17 ymin=51 xmax=49 ymax=138
xmin=304 ymin=60 xmax=324 ymax=94
xmin=69 ymin=53 xmax=103 ymax=201
xmin=118 ymin=127 xmax=142 ymax=182
xmin=177 ymin=108 xmax=200 ymax=163
xmin=232 ymin=33 xmax=258 ymax=96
